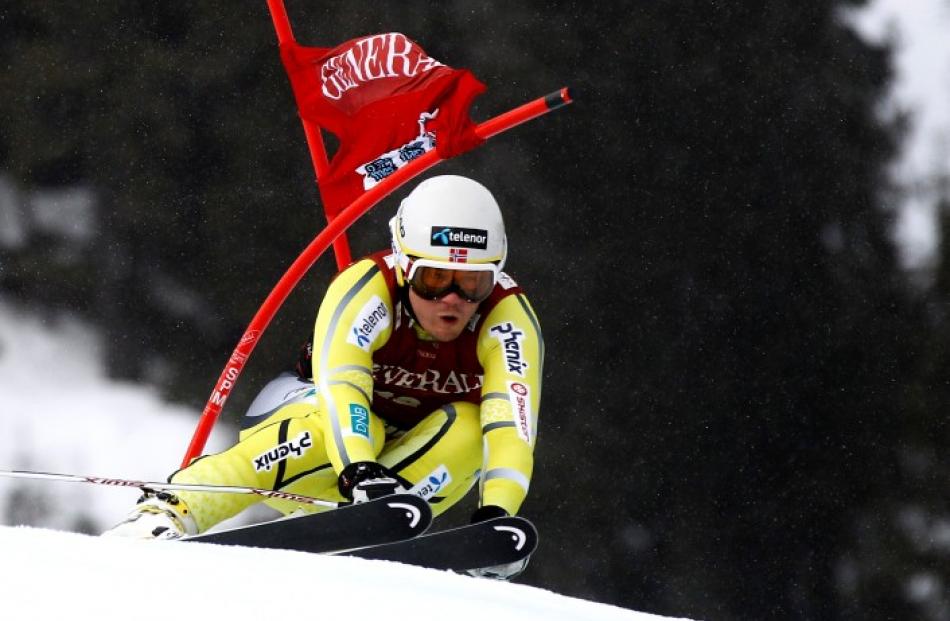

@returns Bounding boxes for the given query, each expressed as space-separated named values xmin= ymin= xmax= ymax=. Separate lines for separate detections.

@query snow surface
xmin=0 ymin=525 xmax=691 ymax=621
xmin=0 ymin=300 xmax=694 ymax=620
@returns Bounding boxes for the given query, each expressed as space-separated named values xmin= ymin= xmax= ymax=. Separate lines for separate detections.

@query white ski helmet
xmin=390 ymin=175 xmax=507 ymax=284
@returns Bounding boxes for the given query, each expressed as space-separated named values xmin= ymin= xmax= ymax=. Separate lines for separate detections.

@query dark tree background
xmin=1 ymin=1 xmax=946 ymax=619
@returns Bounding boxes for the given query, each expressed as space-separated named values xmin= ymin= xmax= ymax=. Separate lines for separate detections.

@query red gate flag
xmin=280 ymin=32 xmax=487 ymax=218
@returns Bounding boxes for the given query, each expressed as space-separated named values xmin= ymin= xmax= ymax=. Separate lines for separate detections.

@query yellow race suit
xmin=170 ymin=251 xmax=543 ymax=532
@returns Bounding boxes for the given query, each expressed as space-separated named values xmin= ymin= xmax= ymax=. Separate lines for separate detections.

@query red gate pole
xmin=266 ymin=0 xmax=351 ymax=268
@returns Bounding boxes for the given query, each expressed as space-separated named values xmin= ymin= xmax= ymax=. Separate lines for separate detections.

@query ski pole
xmin=0 ymin=469 xmax=342 ymax=508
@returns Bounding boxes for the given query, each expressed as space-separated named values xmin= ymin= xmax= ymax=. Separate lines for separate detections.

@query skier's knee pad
xmin=239 ymin=401 xmax=319 ymax=440
xmin=240 ymin=372 xmax=318 ymax=432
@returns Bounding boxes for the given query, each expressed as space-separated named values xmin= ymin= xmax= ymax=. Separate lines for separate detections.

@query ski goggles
xmin=405 ymin=258 xmax=499 ymax=303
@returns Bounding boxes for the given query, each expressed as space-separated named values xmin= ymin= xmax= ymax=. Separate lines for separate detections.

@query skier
xmin=104 ymin=175 xmax=543 ymax=579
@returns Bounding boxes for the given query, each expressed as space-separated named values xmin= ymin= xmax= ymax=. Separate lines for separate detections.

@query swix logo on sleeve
xmin=489 ymin=322 xmax=529 ymax=377
xmin=507 ymin=381 xmax=533 ymax=444
xmin=408 ymin=465 xmax=452 ymax=500
xmin=347 ymin=295 xmax=390 ymax=351
xmin=349 ymin=403 xmax=370 ymax=438
xmin=253 ymin=431 xmax=313 ymax=472
xmin=430 ymin=226 xmax=488 ymax=249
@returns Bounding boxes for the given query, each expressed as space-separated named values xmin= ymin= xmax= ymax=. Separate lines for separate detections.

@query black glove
xmin=294 ymin=339 xmax=313 ymax=379
xmin=470 ymin=504 xmax=509 ymax=523
xmin=338 ymin=461 xmax=407 ymax=503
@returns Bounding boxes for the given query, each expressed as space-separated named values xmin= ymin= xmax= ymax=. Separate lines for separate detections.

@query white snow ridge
xmin=0 ymin=525 xmax=693 ymax=621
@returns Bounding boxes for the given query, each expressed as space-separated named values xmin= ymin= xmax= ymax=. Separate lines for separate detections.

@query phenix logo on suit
xmin=489 ymin=322 xmax=529 ymax=377
xmin=253 ymin=431 xmax=313 ymax=472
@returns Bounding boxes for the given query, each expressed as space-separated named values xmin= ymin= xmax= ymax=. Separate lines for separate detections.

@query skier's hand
xmin=338 ymin=461 xmax=407 ymax=504
xmin=294 ymin=339 xmax=313 ymax=379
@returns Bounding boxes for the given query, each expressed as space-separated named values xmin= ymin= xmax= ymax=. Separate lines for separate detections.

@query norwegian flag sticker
xmin=449 ymin=248 xmax=468 ymax=262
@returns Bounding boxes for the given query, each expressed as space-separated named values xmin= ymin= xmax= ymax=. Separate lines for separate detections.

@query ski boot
xmin=102 ymin=492 xmax=197 ymax=540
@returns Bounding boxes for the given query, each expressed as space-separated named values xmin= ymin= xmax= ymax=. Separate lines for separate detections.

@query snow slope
xmin=0 ymin=525 xmax=692 ymax=621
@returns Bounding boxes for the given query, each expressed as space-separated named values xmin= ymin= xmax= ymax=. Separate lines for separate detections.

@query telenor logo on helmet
xmin=430 ymin=226 xmax=488 ymax=249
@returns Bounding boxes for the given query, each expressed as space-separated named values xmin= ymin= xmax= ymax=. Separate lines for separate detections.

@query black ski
xmin=335 ymin=516 xmax=538 ymax=573
xmin=183 ymin=494 xmax=431 ymax=554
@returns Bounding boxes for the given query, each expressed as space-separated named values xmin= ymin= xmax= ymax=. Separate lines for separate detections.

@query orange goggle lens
xmin=408 ymin=266 xmax=495 ymax=303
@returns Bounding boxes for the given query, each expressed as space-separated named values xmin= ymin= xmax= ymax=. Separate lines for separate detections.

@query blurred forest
xmin=3 ymin=1 xmax=950 ymax=619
